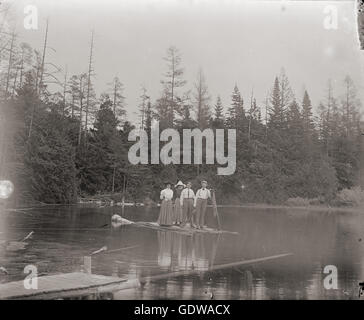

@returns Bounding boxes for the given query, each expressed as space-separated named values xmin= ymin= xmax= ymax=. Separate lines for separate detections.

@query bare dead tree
xmin=62 ymin=65 xmax=68 ymax=117
xmin=139 ymin=85 xmax=149 ymax=130
xmin=161 ymin=46 xmax=186 ymax=125
xmin=4 ymin=30 xmax=16 ymax=98
xmin=36 ymin=19 xmax=49 ymax=96
xmin=85 ymin=30 xmax=95 ymax=143
xmin=325 ymin=79 xmax=333 ymax=156
xmin=28 ymin=21 xmax=49 ymax=140
xmin=264 ymin=94 xmax=269 ymax=139
xmin=193 ymin=68 xmax=210 ymax=129
xmin=11 ymin=63 xmax=19 ymax=98
xmin=78 ymin=74 xmax=86 ymax=146
xmin=248 ymin=87 xmax=254 ymax=142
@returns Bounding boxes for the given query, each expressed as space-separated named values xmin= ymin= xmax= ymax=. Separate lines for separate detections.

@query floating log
xmin=0 ymin=272 xmax=137 ymax=300
xmin=140 ymin=253 xmax=293 ymax=284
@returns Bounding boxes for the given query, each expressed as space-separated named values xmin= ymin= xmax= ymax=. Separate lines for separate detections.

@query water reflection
xmin=1 ymin=205 xmax=364 ymax=299
xmin=156 ymin=231 xmax=219 ymax=271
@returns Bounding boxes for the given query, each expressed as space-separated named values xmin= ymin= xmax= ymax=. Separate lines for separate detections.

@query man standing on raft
xmin=194 ymin=180 xmax=211 ymax=229
xmin=180 ymin=181 xmax=196 ymax=228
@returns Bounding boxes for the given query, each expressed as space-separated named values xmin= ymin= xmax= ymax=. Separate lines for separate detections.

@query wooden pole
xmin=5 ymin=31 xmax=16 ymax=98
xmin=111 ymin=166 xmax=115 ymax=193
xmin=122 ymin=174 xmax=126 ymax=216
xmin=211 ymin=190 xmax=221 ymax=231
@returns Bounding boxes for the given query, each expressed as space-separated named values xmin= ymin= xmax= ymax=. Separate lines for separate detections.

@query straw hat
xmin=175 ymin=180 xmax=185 ymax=188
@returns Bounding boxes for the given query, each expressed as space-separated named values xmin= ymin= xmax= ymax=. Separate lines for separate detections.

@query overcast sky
xmin=6 ymin=0 xmax=364 ymax=123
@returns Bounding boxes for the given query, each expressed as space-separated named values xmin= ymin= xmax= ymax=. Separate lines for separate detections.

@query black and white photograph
xmin=1 ymin=0 xmax=364 ymax=304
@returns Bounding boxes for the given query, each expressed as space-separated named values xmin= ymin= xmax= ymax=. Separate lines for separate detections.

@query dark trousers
xmin=195 ymin=198 xmax=207 ymax=227
xmin=182 ymin=199 xmax=194 ymax=226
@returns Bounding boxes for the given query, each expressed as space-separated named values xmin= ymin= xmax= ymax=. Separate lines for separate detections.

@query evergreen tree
xmin=108 ymin=76 xmax=126 ymax=123
xmin=160 ymin=46 xmax=186 ymax=126
xmin=211 ymin=95 xmax=225 ymax=128
xmin=268 ymin=77 xmax=282 ymax=130
xmin=214 ymin=96 xmax=224 ymax=120
xmin=193 ymin=69 xmax=210 ymax=129
xmin=226 ymin=84 xmax=244 ymax=129
xmin=302 ymin=90 xmax=314 ymax=142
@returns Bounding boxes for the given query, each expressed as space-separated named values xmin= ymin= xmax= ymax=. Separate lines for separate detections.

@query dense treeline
xmin=0 ymin=23 xmax=363 ymax=206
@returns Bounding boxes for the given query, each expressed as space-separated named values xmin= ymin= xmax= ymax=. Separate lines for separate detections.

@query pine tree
xmin=342 ymin=75 xmax=359 ymax=138
xmin=193 ymin=69 xmax=210 ymax=129
xmin=226 ymin=84 xmax=244 ymax=128
xmin=211 ymin=95 xmax=225 ymax=129
xmin=279 ymin=69 xmax=293 ymax=121
xmin=287 ymin=99 xmax=303 ymax=143
xmin=302 ymin=90 xmax=314 ymax=138
xmin=138 ymin=85 xmax=149 ymax=130
xmin=214 ymin=96 xmax=224 ymax=120
xmin=108 ymin=76 xmax=126 ymax=123
xmin=160 ymin=46 xmax=186 ymax=126
xmin=145 ymin=100 xmax=152 ymax=135
xmin=268 ymin=77 xmax=282 ymax=130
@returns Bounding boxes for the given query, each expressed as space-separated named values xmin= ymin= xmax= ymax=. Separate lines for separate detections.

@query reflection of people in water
xmin=157 ymin=231 xmax=173 ymax=268
xmin=173 ymin=181 xmax=185 ymax=225
xmin=157 ymin=230 xmax=220 ymax=272
xmin=157 ymin=182 xmax=174 ymax=226
xmin=191 ymin=233 xmax=209 ymax=270
xmin=175 ymin=233 xmax=194 ymax=270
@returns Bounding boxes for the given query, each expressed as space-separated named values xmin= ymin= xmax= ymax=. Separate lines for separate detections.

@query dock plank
xmin=0 ymin=272 xmax=133 ymax=300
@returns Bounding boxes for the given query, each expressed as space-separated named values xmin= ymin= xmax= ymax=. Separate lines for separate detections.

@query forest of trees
xmin=0 ymin=18 xmax=363 ymax=206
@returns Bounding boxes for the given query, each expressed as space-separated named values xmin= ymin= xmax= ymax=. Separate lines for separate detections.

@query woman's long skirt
xmin=157 ymin=199 xmax=174 ymax=226
xmin=173 ymin=198 xmax=184 ymax=224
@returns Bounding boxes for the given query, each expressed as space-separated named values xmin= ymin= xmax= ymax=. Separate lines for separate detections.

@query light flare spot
xmin=0 ymin=180 xmax=14 ymax=199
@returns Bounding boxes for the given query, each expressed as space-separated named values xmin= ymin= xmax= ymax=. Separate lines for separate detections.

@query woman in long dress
xmin=157 ymin=182 xmax=174 ymax=226
xmin=173 ymin=180 xmax=185 ymax=225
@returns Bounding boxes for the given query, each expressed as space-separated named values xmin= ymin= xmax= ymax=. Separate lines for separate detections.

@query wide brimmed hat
xmin=201 ymin=180 xmax=208 ymax=184
xmin=175 ymin=180 xmax=185 ymax=188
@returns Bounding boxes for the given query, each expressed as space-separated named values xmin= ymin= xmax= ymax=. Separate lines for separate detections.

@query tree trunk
xmin=62 ymin=66 xmax=68 ymax=117
xmin=112 ymin=167 xmax=116 ymax=193
xmin=122 ymin=174 xmax=126 ymax=216
xmin=37 ymin=19 xmax=49 ymax=97
xmin=85 ymin=30 xmax=94 ymax=144
xmin=78 ymin=77 xmax=83 ymax=146
xmin=5 ymin=31 xmax=15 ymax=98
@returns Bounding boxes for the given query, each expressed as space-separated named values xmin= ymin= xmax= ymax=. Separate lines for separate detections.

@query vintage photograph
xmin=0 ymin=0 xmax=364 ymax=301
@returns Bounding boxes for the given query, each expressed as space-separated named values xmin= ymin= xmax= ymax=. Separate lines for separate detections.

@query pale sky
xmin=5 ymin=0 xmax=364 ymax=124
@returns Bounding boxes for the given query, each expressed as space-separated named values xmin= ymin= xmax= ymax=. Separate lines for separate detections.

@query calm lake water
xmin=1 ymin=204 xmax=364 ymax=299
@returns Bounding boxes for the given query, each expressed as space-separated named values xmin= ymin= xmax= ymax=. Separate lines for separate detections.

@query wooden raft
xmin=133 ymin=221 xmax=239 ymax=235
xmin=0 ymin=272 xmax=137 ymax=300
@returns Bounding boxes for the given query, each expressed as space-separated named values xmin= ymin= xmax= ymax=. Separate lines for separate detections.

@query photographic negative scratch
xmin=357 ymin=0 xmax=364 ymax=49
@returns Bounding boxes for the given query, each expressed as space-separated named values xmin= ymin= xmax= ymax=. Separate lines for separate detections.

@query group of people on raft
xmin=157 ymin=180 xmax=211 ymax=229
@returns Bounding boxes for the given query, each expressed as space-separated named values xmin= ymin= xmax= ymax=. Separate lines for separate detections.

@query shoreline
xmin=2 ymin=200 xmax=363 ymax=214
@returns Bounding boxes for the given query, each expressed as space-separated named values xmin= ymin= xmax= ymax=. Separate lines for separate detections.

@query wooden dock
xmin=0 ymin=272 xmax=138 ymax=300
xmin=0 ymin=252 xmax=292 ymax=299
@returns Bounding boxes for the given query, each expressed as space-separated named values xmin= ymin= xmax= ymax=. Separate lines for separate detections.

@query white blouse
xmin=160 ymin=188 xmax=173 ymax=200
